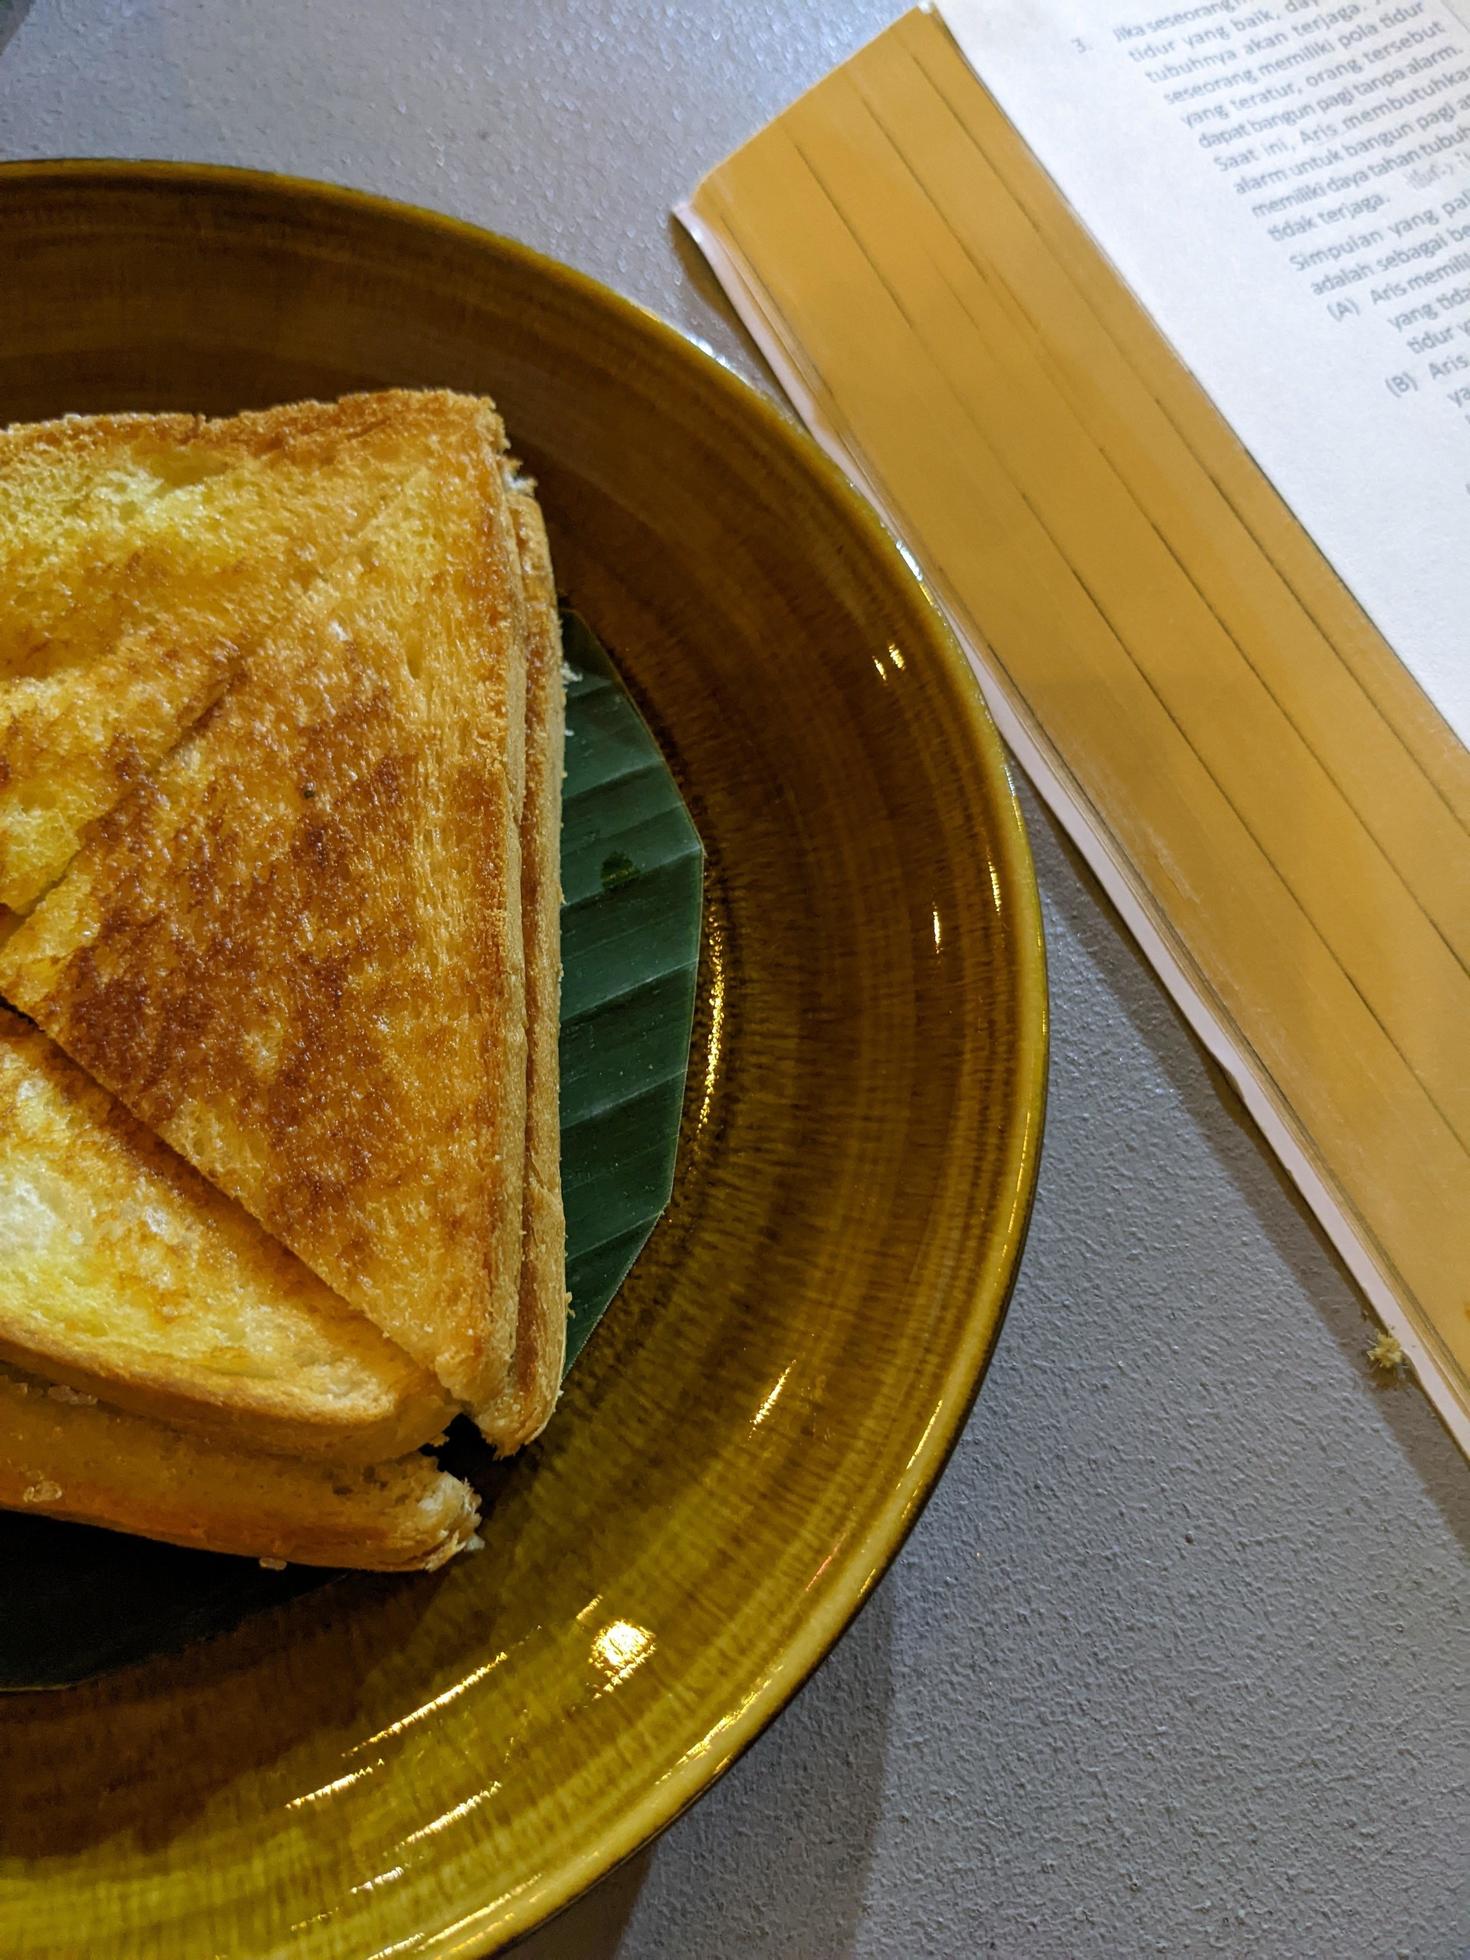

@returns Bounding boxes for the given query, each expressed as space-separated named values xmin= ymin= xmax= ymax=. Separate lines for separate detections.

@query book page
xmin=941 ymin=0 xmax=1470 ymax=745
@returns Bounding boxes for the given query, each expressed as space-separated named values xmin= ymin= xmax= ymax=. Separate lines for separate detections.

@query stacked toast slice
xmin=0 ymin=392 xmax=566 ymax=1570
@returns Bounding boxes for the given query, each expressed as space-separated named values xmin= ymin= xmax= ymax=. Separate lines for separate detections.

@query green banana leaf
xmin=0 ymin=611 xmax=702 ymax=1691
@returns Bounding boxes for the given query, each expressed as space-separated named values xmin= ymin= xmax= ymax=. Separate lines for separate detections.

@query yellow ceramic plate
xmin=0 ymin=162 xmax=1046 ymax=1956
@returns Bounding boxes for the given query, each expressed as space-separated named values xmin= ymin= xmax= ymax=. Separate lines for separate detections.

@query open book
xmin=679 ymin=0 xmax=1470 ymax=1451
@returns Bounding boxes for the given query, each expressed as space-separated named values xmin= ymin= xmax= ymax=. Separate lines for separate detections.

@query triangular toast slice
xmin=0 ymin=1363 xmax=476 ymax=1571
xmin=476 ymin=484 xmax=568 ymax=1450
xmin=0 ymin=413 xmax=530 ymax=1412
xmin=0 ymin=393 xmax=491 ymax=913
xmin=0 ymin=1006 xmax=449 ymax=1463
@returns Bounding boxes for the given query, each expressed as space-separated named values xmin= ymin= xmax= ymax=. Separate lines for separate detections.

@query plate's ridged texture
xmin=0 ymin=164 xmax=1046 ymax=1957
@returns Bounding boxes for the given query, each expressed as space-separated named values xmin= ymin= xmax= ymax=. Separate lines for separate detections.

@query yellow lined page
xmin=682 ymin=6 xmax=1470 ymax=1445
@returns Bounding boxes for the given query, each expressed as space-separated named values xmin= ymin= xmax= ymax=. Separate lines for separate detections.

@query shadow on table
xmin=0 ymin=1 xmax=31 ymax=60
xmin=1029 ymin=785 xmax=1470 ymax=1559
xmin=513 ymin=1575 xmax=896 ymax=1958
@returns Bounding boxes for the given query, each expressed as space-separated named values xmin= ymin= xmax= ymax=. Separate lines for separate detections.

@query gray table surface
xmin=3 ymin=4 xmax=1466 ymax=1955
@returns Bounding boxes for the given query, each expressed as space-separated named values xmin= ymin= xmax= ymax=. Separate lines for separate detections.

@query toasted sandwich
xmin=0 ymin=388 xmax=566 ymax=1570
xmin=0 ymin=403 xmax=532 ymax=1414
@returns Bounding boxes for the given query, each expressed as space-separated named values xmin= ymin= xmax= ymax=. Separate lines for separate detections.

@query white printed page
xmin=940 ymin=0 xmax=1470 ymax=745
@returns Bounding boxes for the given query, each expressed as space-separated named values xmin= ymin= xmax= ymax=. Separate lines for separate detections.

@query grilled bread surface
xmin=0 ymin=393 xmax=482 ymax=913
xmin=0 ymin=1007 xmax=450 ymax=1463
xmin=0 ymin=389 xmax=567 ymax=1570
xmin=0 ymin=403 xmax=530 ymax=1410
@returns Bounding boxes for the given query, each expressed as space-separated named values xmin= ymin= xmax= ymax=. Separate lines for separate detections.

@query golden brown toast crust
xmin=0 ymin=391 xmax=503 ymax=912
xmin=475 ymin=483 xmax=568 ymax=1451
xmin=0 ymin=1363 xmax=477 ymax=1571
xmin=0 ymin=1007 xmax=450 ymax=1463
xmin=0 ymin=400 xmax=530 ymax=1410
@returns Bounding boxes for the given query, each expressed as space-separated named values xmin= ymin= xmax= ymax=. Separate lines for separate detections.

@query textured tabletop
xmin=2 ymin=4 xmax=1466 ymax=1955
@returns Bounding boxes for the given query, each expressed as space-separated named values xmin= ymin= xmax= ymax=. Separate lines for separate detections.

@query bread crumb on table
xmin=1366 ymin=1331 xmax=1406 ymax=1375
